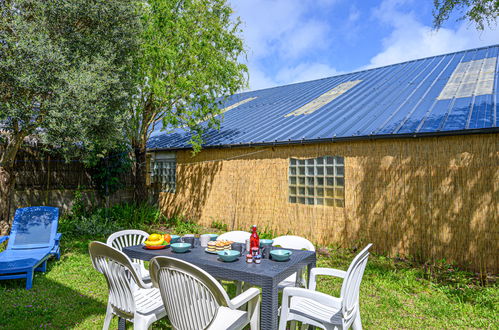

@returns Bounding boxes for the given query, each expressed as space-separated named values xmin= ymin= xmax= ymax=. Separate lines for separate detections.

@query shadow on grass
xmin=0 ymin=237 xmax=107 ymax=328
xmin=0 ymin=277 xmax=107 ymax=328
xmin=316 ymin=247 xmax=498 ymax=311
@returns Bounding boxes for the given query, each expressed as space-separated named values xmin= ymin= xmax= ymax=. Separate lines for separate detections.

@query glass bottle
xmin=250 ymin=225 xmax=260 ymax=253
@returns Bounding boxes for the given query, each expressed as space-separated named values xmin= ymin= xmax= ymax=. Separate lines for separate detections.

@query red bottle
xmin=250 ymin=225 xmax=260 ymax=254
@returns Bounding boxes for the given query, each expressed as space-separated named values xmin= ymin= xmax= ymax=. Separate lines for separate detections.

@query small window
xmin=288 ymin=156 xmax=344 ymax=207
xmin=150 ymin=153 xmax=176 ymax=193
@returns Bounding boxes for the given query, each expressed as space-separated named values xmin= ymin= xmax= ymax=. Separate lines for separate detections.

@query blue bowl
xmin=171 ymin=242 xmax=191 ymax=253
xmin=270 ymin=249 xmax=292 ymax=261
xmin=217 ymin=250 xmax=240 ymax=262
xmin=207 ymin=234 xmax=219 ymax=241
xmin=260 ymin=239 xmax=274 ymax=246
xmin=170 ymin=235 xmax=181 ymax=243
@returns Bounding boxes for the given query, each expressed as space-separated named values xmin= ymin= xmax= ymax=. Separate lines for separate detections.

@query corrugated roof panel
xmin=285 ymin=80 xmax=362 ymax=117
xmin=148 ymin=44 xmax=499 ymax=150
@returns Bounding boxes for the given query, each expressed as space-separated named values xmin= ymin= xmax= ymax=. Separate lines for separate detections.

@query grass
xmin=0 ymin=236 xmax=496 ymax=329
xmin=0 ymin=204 xmax=497 ymax=329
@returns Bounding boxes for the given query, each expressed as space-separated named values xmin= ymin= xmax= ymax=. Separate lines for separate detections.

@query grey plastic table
xmin=122 ymin=243 xmax=316 ymax=330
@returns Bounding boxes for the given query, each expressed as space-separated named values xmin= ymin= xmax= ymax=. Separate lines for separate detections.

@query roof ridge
xmin=238 ymin=44 xmax=499 ymax=95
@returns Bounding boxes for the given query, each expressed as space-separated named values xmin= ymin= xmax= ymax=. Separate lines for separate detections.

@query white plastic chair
xmin=278 ymin=244 xmax=372 ymax=330
xmin=107 ymin=230 xmax=150 ymax=282
xmin=150 ymin=256 xmax=261 ymax=330
xmin=217 ymin=231 xmax=252 ymax=294
xmin=273 ymin=235 xmax=315 ymax=289
xmin=217 ymin=230 xmax=251 ymax=243
xmin=89 ymin=241 xmax=167 ymax=330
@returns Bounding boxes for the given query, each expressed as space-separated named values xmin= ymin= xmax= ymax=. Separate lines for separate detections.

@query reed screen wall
xmin=156 ymin=133 xmax=498 ymax=272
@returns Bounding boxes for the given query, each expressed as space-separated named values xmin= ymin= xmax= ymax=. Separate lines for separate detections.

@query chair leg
xmin=352 ymin=312 xmax=362 ymax=330
xmin=25 ymin=271 xmax=34 ymax=290
xmin=102 ymin=303 xmax=113 ymax=330
xmin=248 ymin=297 xmax=261 ymax=330
xmin=132 ymin=315 xmax=149 ymax=330
xmin=35 ymin=261 xmax=47 ymax=272
xmin=236 ymin=281 xmax=243 ymax=295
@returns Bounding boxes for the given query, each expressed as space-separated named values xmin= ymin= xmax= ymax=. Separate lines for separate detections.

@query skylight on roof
xmin=437 ymin=57 xmax=496 ymax=100
xmin=220 ymin=96 xmax=257 ymax=114
xmin=285 ymin=80 xmax=362 ymax=117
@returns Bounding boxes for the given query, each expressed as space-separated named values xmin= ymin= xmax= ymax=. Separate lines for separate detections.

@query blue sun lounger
xmin=0 ymin=207 xmax=61 ymax=289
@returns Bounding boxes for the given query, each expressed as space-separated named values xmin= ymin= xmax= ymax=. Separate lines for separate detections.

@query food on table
xmin=144 ymin=233 xmax=165 ymax=246
xmin=215 ymin=241 xmax=226 ymax=251
xmin=214 ymin=240 xmax=232 ymax=251
xmin=207 ymin=241 xmax=217 ymax=252
xmin=163 ymin=234 xmax=171 ymax=244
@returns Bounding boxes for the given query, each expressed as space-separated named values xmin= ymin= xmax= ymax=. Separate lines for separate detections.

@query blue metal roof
xmin=148 ymin=45 xmax=499 ymax=150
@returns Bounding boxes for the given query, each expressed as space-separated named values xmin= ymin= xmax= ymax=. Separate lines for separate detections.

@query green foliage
xmin=88 ymin=151 xmax=132 ymax=197
xmin=433 ymin=0 xmax=499 ymax=30
xmin=210 ymin=220 xmax=228 ymax=231
xmin=163 ymin=215 xmax=203 ymax=235
xmin=59 ymin=201 xmax=167 ymax=237
xmin=0 ymin=0 xmax=141 ymax=159
xmin=128 ymin=0 xmax=248 ymax=154
xmin=257 ymin=226 xmax=279 ymax=240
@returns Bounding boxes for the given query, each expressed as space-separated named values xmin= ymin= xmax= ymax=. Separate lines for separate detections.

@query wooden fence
xmin=2 ymin=146 xmax=134 ymax=215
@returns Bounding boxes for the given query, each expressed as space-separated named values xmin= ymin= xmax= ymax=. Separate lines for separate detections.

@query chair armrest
xmin=229 ymin=287 xmax=260 ymax=309
xmin=131 ymin=263 xmax=153 ymax=289
xmin=282 ymin=287 xmax=342 ymax=310
xmin=0 ymin=236 xmax=9 ymax=244
xmin=55 ymin=233 xmax=62 ymax=242
xmin=309 ymin=267 xmax=347 ymax=290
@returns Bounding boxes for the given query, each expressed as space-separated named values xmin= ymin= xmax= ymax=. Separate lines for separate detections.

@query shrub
xmin=59 ymin=199 xmax=167 ymax=237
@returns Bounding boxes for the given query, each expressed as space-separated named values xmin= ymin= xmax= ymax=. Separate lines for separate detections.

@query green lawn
xmin=0 ymin=235 xmax=497 ymax=329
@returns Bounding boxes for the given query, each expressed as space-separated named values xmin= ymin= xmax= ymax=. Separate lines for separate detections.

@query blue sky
xmin=230 ymin=0 xmax=499 ymax=91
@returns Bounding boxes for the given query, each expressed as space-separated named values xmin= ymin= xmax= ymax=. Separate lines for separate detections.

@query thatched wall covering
xmin=155 ymin=133 xmax=498 ymax=272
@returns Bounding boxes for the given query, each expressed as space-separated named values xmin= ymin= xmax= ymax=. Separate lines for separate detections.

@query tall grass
xmin=59 ymin=199 xmax=167 ymax=237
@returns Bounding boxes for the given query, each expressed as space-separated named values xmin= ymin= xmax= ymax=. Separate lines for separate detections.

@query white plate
xmin=205 ymin=248 xmax=219 ymax=254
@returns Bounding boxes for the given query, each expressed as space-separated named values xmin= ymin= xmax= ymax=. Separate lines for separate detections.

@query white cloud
xmin=246 ymin=64 xmax=279 ymax=91
xmin=275 ymin=62 xmax=340 ymax=85
xmin=231 ymin=0 xmax=339 ymax=90
xmin=283 ymin=21 xmax=330 ymax=59
xmin=366 ymin=0 xmax=499 ymax=68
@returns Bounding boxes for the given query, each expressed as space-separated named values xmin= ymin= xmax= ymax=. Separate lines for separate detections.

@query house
xmin=147 ymin=45 xmax=499 ymax=272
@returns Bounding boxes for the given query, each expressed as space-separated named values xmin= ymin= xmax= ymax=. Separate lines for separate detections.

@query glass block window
xmin=288 ymin=156 xmax=345 ymax=207
xmin=150 ymin=153 xmax=176 ymax=193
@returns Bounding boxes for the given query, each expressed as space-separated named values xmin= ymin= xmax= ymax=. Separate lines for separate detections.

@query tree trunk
xmin=0 ymin=135 xmax=24 ymax=235
xmin=0 ymin=166 xmax=15 ymax=235
xmin=133 ymin=146 xmax=148 ymax=204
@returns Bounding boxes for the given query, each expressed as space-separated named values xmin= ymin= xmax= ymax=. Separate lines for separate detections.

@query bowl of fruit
xmin=143 ymin=234 xmax=171 ymax=250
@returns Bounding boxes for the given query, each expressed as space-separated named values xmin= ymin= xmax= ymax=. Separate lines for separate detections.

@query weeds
xmin=210 ymin=220 xmax=228 ymax=232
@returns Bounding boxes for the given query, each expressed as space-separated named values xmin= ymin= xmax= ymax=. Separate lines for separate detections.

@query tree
xmin=128 ymin=0 xmax=247 ymax=202
xmin=0 ymin=0 xmax=141 ymax=234
xmin=433 ymin=0 xmax=499 ymax=30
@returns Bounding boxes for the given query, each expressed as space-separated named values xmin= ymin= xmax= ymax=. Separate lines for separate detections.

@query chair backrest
xmin=150 ymin=256 xmax=231 ymax=330
xmin=217 ymin=230 xmax=250 ymax=243
xmin=107 ymin=230 xmax=149 ymax=266
xmin=89 ymin=241 xmax=144 ymax=317
xmin=272 ymin=235 xmax=315 ymax=251
xmin=340 ymin=244 xmax=372 ymax=320
xmin=7 ymin=206 xmax=59 ymax=250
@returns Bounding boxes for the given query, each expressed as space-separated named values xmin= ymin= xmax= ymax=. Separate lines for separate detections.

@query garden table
xmin=122 ymin=242 xmax=316 ymax=330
